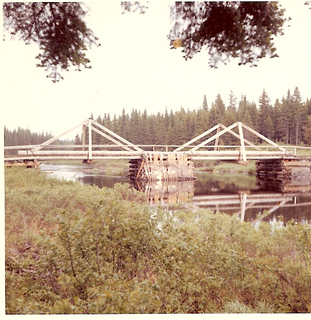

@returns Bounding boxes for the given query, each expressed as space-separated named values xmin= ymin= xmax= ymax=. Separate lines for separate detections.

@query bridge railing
xmin=4 ymin=144 xmax=310 ymax=161
xmin=4 ymin=144 xmax=297 ymax=152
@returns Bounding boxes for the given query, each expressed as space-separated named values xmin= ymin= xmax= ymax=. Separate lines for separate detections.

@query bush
xmin=5 ymin=168 xmax=311 ymax=314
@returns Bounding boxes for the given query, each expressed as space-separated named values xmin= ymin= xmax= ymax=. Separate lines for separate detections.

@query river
xmin=39 ymin=163 xmax=311 ymax=224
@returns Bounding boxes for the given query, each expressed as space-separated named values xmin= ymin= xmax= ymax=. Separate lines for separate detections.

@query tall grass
xmin=5 ymin=168 xmax=311 ymax=314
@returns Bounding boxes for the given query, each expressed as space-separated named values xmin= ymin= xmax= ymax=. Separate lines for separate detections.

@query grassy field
xmin=4 ymin=167 xmax=311 ymax=314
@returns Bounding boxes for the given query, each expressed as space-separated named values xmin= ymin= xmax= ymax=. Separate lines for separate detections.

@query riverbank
xmin=195 ymin=160 xmax=256 ymax=174
xmin=5 ymin=167 xmax=311 ymax=314
xmin=43 ymin=159 xmax=257 ymax=175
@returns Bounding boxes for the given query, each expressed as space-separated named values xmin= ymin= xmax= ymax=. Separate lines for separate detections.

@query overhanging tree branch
xmin=3 ymin=2 xmax=100 ymax=82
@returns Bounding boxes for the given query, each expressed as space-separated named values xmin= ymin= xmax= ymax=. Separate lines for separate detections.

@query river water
xmin=40 ymin=163 xmax=311 ymax=224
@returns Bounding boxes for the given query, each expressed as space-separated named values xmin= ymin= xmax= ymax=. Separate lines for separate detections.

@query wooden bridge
xmin=4 ymin=118 xmax=311 ymax=181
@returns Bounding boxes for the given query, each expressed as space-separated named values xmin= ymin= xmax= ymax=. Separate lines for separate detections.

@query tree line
xmin=4 ymin=127 xmax=53 ymax=146
xmin=81 ymin=87 xmax=311 ymax=147
xmin=4 ymin=87 xmax=311 ymax=147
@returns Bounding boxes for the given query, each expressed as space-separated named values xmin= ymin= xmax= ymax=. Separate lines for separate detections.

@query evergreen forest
xmin=4 ymin=127 xmax=53 ymax=146
xmin=85 ymin=88 xmax=311 ymax=147
xmin=4 ymin=87 xmax=311 ymax=147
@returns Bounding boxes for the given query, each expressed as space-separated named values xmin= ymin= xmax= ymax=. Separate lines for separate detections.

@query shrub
xmin=5 ymin=168 xmax=311 ymax=314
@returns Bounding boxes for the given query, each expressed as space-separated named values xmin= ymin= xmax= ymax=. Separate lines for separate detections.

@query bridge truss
xmin=4 ymin=119 xmax=300 ymax=164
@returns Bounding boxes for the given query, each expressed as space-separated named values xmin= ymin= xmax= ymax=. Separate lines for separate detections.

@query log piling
xmin=129 ymin=152 xmax=195 ymax=181
xmin=256 ymin=159 xmax=311 ymax=192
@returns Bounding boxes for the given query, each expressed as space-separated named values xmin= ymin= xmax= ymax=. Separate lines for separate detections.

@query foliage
xmin=83 ymin=87 xmax=311 ymax=147
xmin=5 ymin=168 xmax=311 ymax=314
xmin=303 ymin=116 xmax=311 ymax=146
xmin=121 ymin=1 xmax=148 ymax=15
xmin=122 ymin=2 xmax=286 ymax=67
xmin=3 ymin=2 xmax=99 ymax=82
xmin=168 ymin=1 xmax=286 ymax=67
xmin=4 ymin=2 xmax=288 ymax=81
xmin=4 ymin=126 xmax=53 ymax=146
xmin=258 ymin=89 xmax=274 ymax=139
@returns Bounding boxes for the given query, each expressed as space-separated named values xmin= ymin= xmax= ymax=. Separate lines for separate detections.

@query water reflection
xmin=40 ymin=164 xmax=311 ymax=224
xmin=134 ymin=179 xmax=195 ymax=206
xmin=132 ymin=176 xmax=311 ymax=224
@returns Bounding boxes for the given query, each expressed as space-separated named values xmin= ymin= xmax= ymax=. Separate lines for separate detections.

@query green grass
xmin=43 ymin=159 xmax=129 ymax=172
xmin=5 ymin=167 xmax=311 ymax=314
xmin=195 ymin=160 xmax=256 ymax=174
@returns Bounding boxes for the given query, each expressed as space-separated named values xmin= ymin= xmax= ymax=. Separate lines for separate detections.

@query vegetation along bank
xmin=5 ymin=167 xmax=311 ymax=314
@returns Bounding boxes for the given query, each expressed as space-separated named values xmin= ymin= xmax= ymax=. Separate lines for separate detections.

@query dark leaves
xmin=121 ymin=1 xmax=148 ymax=14
xmin=168 ymin=1 xmax=286 ymax=68
xmin=3 ymin=2 xmax=99 ymax=82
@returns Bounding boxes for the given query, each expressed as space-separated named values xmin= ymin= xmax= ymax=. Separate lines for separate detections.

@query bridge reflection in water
xmin=132 ymin=175 xmax=311 ymax=224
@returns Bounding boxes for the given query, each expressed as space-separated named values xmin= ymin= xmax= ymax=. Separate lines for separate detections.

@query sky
xmin=1 ymin=0 xmax=311 ymax=140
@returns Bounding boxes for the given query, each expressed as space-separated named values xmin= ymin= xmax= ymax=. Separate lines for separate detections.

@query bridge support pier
xmin=129 ymin=153 xmax=196 ymax=181
xmin=256 ymin=159 xmax=311 ymax=192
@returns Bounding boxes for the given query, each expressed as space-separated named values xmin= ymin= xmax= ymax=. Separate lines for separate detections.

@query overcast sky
xmin=1 ymin=0 xmax=311 ymax=140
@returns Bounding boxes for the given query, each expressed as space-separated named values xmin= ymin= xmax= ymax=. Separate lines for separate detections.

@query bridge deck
xmin=4 ymin=148 xmax=308 ymax=162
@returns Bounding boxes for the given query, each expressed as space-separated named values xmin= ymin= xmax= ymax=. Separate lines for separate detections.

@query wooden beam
xmin=240 ymin=193 xmax=247 ymax=221
xmin=241 ymin=123 xmax=287 ymax=152
xmin=190 ymin=123 xmax=238 ymax=152
xmin=238 ymin=122 xmax=247 ymax=163
xmin=31 ymin=119 xmax=89 ymax=152
xmin=20 ymin=150 xmax=143 ymax=156
xmin=4 ymin=155 xmax=142 ymax=161
xmin=88 ymin=118 xmax=92 ymax=160
xmin=219 ymin=124 xmax=262 ymax=151
xmin=174 ymin=124 xmax=221 ymax=152
xmin=90 ymin=119 xmax=143 ymax=152
xmin=82 ymin=125 xmax=86 ymax=151
xmin=89 ymin=126 xmax=133 ymax=152
xmin=214 ymin=127 xmax=220 ymax=151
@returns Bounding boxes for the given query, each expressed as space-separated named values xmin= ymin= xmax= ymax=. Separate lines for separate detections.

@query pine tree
xmin=140 ymin=109 xmax=150 ymax=145
xmin=225 ymin=91 xmax=237 ymax=126
xmin=147 ymin=115 xmax=156 ymax=145
xmin=303 ymin=116 xmax=311 ymax=146
xmin=227 ymin=91 xmax=237 ymax=112
xmin=258 ymin=89 xmax=274 ymax=140
xmin=214 ymin=94 xmax=226 ymax=119
xmin=249 ymin=102 xmax=259 ymax=132
xmin=166 ymin=110 xmax=177 ymax=145
xmin=272 ymin=99 xmax=283 ymax=142
xmin=74 ymin=134 xmax=81 ymax=145
xmin=306 ymin=98 xmax=311 ymax=115
xmin=195 ymin=107 xmax=209 ymax=138
xmin=208 ymin=103 xmax=219 ymax=127
xmin=185 ymin=110 xmax=197 ymax=140
xmin=241 ymin=108 xmax=254 ymax=142
xmin=202 ymin=94 xmax=208 ymax=111
xmin=280 ymin=90 xmax=294 ymax=144
xmin=237 ymin=95 xmax=247 ymax=122
xmin=155 ymin=112 xmax=167 ymax=145
xmin=292 ymin=87 xmax=306 ymax=145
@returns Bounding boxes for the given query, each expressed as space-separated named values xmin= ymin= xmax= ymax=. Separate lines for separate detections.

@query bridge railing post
xmin=88 ymin=118 xmax=92 ymax=162
xmin=82 ymin=125 xmax=86 ymax=151
xmin=238 ymin=122 xmax=247 ymax=163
